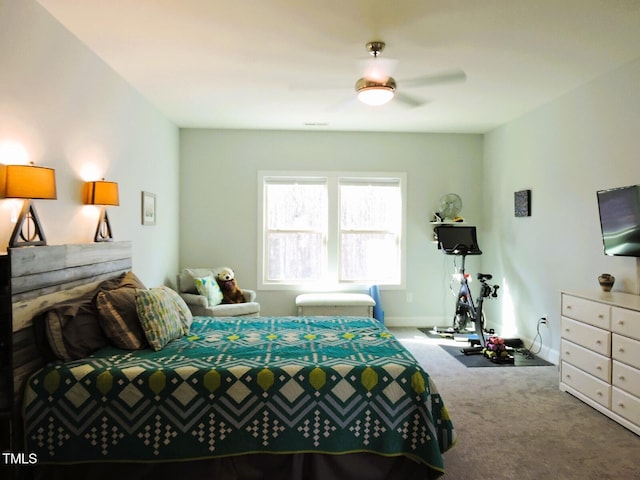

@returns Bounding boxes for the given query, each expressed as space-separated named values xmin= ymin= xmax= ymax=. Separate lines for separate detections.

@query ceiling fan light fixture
xmin=355 ymin=77 xmax=396 ymax=106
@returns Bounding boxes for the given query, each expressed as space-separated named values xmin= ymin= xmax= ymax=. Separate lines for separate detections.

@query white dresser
xmin=560 ymin=291 xmax=640 ymax=435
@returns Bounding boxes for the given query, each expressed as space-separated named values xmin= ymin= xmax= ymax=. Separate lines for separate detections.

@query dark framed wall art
xmin=514 ymin=189 xmax=531 ymax=217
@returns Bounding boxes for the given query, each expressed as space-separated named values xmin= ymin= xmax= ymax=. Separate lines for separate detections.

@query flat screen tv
xmin=434 ymin=225 xmax=482 ymax=255
xmin=597 ymin=184 xmax=640 ymax=257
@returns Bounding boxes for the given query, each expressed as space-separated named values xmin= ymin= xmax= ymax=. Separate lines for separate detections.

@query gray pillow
xmin=42 ymin=300 xmax=107 ymax=361
xmin=95 ymin=271 xmax=148 ymax=350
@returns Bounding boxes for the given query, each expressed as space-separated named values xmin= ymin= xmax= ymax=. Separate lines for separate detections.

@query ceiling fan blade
xmin=401 ymin=69 xmax=467 ymax=88
xmin=394 ymin=92 xmax=427 ymax=108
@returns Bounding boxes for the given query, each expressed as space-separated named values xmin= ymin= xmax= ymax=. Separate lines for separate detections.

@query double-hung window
xmin=259 ymin=171 xmax=405 ymax=289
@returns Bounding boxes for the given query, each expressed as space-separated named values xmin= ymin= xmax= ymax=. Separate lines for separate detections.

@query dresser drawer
xmin=561 ymin=362 xmax=611 ymax=408
xmin=612 ymin=334 xmax=640 ymax=369
xmin=612 ymin=307 xmax=640 ymax=341
xmin=612 ymin=387 xmax=640 ymax=426
xmin=613 ymin=360 xmax=640 ymax=397
xmin=561 ymin=317 xmax=611 ymax=356
xmin=562 ymin=294 xmax=610 ymax=329
xmin=561 ymin=339 xmax=610 ymax=382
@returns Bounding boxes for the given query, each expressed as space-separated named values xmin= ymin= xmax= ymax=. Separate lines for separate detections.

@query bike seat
xmin=477 ymin=273 xmax=493 ymax=281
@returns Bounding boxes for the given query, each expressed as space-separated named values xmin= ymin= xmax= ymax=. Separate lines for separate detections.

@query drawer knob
xmin=596 ymin=365 xmax=602 ymax=370
xmin=619 ymin=375 xmax=626 ymax=381
xmin=618 ymin=347 xmax=625 ymax=353
xmin=596 ymin=340 xmax=602 ymax=344
xmin=617 ymin=320 xmax=624 ymax=325
xmin=597 ymin=391 xmax=603 ymax=396
xmin=566 ymin=305 xmax=573 ymax=309
xmin=598 ymin=314 xmax=604 ymax=319
xmin=618 ymin=402 xmax=625 ymax=408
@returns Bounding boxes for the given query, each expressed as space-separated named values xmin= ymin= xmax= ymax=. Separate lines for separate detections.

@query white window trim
xmin=258 ymin=170 xmax=407 ymax=291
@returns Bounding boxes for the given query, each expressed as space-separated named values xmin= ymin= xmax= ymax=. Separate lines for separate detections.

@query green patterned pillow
xmin=159 ymin=285 xmax=193 ymax=333
xmin=135 ymin=288 xmax=186 ymax=351
xmin=194 ymin=275 xmax=223 ymax=306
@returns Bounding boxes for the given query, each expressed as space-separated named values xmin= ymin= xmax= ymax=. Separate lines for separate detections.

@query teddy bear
xmin=215 ymin=267 xmax=246 ymax=304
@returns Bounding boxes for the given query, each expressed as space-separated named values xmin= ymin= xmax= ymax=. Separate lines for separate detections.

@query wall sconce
xmin=84 ymin=179 xmax=119 ymax=242
xmin=0 ymin=162 xmax=57 ymax=247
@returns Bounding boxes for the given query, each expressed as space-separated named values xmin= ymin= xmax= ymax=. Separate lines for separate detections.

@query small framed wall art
xmin=141 ymin=191 xmax=156 ymax=225
xmin=514 ymin=189 xmax=531 ymax=217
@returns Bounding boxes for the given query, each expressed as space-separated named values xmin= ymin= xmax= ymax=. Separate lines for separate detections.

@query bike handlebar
xmin=451 ymin=243 xmax=469 ymax=255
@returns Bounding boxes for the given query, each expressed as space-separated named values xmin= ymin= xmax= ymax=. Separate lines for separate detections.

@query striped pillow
xmin=96 ymin=287 xmax=147 ymax=350
xmin=135 ymin=288 xmax=186 ymax=351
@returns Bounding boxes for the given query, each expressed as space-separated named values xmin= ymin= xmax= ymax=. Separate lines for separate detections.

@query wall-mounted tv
xmin=596 ymin=184 xmax=640 ymax=257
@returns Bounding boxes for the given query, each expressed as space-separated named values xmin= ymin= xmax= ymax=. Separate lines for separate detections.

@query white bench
xmin=295 ymin=293 xmax=376 ymax=317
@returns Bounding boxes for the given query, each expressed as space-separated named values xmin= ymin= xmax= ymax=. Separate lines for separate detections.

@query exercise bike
xmin=433 ymin=225 xmax=499 ymax=354
xmin=449 ymin=245 xmax=499 ymax=354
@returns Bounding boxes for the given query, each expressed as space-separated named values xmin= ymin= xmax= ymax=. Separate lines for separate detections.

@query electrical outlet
xmin=406 ymin=292 xmax=413 ymax=303
xmin=540 ymin=316 xmax=549 ymax=327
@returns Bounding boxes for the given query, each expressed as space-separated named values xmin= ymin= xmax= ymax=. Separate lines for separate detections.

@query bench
xmin=295 ymin=293 xmax=376 ymax=317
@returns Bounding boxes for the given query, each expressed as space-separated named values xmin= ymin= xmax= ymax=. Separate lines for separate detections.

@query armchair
xmin=177 ymin=268 xmax=260 ymax=317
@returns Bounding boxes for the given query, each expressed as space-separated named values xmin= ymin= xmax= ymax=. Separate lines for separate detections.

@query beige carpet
xmin=391 ymin=327 xmax=640 ymax=480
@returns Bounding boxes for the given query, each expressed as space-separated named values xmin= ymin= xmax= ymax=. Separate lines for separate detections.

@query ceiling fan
xmin=355 ymin=41 xmax=466 ymax=107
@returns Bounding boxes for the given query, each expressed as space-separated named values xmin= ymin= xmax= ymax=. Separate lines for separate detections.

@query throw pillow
xmin=33 ymin=297 xmax=108 ymax=362
xmin=118 ymin=271 xmax=147 ymax=289
xmin=194 ymin=275 xmax=223 ymax=306
xmin=96 ymin=288 xmax=147 ymax=350
xmin=160 ymin=285 xmax=194 ymax=333
xmin=95 ymin=271 xmax=146 ymax=296
xmin=135 ymin=288 xmax=186 ymax=351
xmin=95 ymin=270 xmax=148 ymax=350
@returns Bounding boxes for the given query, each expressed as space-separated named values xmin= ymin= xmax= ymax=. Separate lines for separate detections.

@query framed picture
xmin=514 ymin=189 xmax=531 ymax=217
xmin=141 ymin=191 xmax=156 ymax=225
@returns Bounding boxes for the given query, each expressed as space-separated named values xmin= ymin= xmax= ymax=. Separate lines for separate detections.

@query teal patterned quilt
xmin=24 ymin=316 xmax=455 ymax=473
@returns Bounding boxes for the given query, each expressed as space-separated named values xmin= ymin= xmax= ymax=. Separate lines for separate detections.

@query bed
xmin=6 ymin=243 xmax=455 ymax=479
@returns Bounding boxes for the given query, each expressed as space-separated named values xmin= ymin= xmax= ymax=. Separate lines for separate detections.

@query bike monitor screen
xmin=434 ymin=225 xmax=482 ymax=255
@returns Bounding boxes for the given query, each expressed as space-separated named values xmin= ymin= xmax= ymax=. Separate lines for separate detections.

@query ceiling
xmin=36 ymin=0 xmax=640 ymax=133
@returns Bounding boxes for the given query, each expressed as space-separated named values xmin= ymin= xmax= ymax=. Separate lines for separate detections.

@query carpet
xmin=390 ymin=328 xmax=638 ymax=479
xmin=438 ymin=344 xmax=554 ymax=367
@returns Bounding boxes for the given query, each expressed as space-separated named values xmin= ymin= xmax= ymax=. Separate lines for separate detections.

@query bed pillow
xmin=160 ymin=285 xmax=194 ymax=333
xmin=194 ymin=275 xmax=223 ymax=306
xmin=95 ymin=271 xmax=148 ymax=350
xmin=94 ymin=271 xmax=128 ymax=293
xmin=94 ymin=271 xmax=145 ymax=297
xmin=117 ymin=271 xmax=147 ymax=289
xmin=33 ymin=297 xmax=108 ymax=362
xmin=135 ymin=287 xmax=186 ymax=351
xmin=96 ymin=288 xmax=147 ymax=350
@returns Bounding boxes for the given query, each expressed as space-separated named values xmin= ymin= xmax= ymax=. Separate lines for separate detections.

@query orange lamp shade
xmin=0 ymin=164 xmax=57 ymax=199
xmin=84 ymin=180 xmax=119 ymax=206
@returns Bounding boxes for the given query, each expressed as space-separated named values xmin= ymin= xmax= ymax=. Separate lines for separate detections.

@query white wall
xmin=179 ymin=128 xmax=483 ymax=320
xmin=483 ymin=57 xmax=640 ymax=362
xmin=0 ymin=0 xmax=180 ymax=287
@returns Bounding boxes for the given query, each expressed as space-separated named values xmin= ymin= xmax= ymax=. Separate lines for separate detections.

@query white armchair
xmin=177 ymin=268 xmax=260 ymax=317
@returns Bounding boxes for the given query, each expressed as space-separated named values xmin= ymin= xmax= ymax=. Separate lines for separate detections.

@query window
xmin=259 ymin=171 xmax=405 ymax=289
xmin=263 ymin=177 xmax=328 ymax=282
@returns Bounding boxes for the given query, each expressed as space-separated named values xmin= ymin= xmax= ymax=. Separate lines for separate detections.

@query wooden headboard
xmin=1 ymin=241 xmax=132 ymax=448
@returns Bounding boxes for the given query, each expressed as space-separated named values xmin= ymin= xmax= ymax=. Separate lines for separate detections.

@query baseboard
xmin=383 ymin=316 xmax=445 ymax=328
xmin=517 ymin=337 xmax=559 ymax=365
